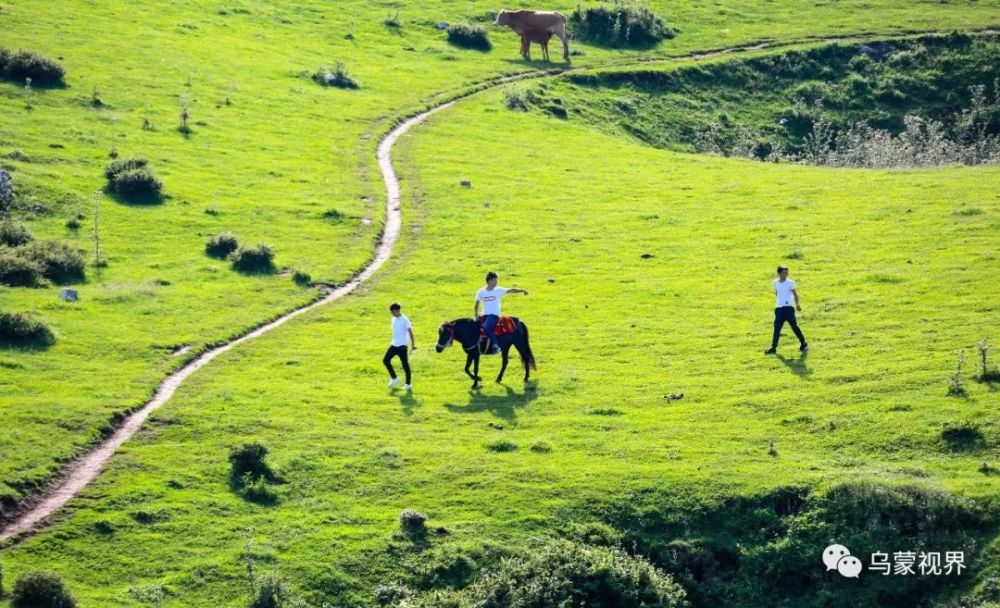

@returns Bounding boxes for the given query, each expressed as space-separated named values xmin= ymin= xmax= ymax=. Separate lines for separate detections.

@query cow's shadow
xmin=444 ymin=382 xmax=539 ymax=421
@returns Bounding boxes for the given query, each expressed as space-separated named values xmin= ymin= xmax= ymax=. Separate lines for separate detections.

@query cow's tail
xmin=520 ymin=322 xmax=537 ymax=372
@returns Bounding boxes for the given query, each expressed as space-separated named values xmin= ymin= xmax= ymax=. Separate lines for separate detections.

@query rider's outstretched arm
xmin=508 ymin=288 xmax=529 ymax=295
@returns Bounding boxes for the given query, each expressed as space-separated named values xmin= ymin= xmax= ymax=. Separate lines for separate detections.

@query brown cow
xmin=495 ymin=9 xmax=569 ymax=61
xmin=520 ymin=27 xmax=555 ymax=61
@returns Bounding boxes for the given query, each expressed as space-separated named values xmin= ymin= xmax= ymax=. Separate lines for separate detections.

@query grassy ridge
xmin=1 ymin=74 xmax=997 ymax=605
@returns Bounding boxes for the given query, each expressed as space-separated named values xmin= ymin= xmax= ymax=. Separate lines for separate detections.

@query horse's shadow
xmin=776 ymin=352 xmax=812 ymax=379
xmin=444 ymin=382 xmax=539 ymax=422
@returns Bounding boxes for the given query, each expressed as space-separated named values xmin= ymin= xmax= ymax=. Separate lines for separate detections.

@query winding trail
xmin=1 ymin=28 xmax=984 ymax=544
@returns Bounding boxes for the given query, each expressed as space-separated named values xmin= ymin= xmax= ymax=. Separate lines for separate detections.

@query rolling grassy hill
xmin=2 ymin=1 xmax=1000 ymax=607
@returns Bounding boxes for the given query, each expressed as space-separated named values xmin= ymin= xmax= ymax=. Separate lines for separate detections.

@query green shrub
xmin=570 ymin=2 xmax=672 ymax=47
xmin=447 ymin=22 xmax=491 ymax=51
xmin=457 ymin=539 xmax=687 ymax=607
xmin=312 ymin=62 xmax=359 ymax=89
xmin=229 ymin=442 xmax=272 ymax=480
xmin=104 ymin=157 xmax=162 ymax=203
xmin=229 ymin=243 xmax=275 ymax=273
xmin=486 ymin=439 xmax=517 ymax=452
xmin=249 ymin=572 xmax=300 ymax=608
xmin=20 ymin=241 xmax=85 ymax=283
xmin=0 ymin=49 xmax=65 ymax=86
xmin=10 ymin=571 xmax=76 ymax=608
xmin=292 ymin=270 xmax=311 ymax=286
xmin=110 ymin=168 xmax=163 ymax=202
xmin=0 ymin=222 xmax=33 ymax=247
xmin=104 ymin=157 xmax=149 ymax=180
xmin=400 ymin=509 xmax=428 ymax=531
xmin=205 ymin=232 xmax=239 ymax=258
xmin=0 ymin=248 xmax=43 ymax=287
xmin=503 ymin=88 xmax=538 ymax=111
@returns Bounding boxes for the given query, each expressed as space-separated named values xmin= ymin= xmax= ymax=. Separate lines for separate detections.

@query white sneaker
xmin=387 ymin=377 xmax=400 ymax=387
xmin=403 ymin=384 xmax=412 ymax=391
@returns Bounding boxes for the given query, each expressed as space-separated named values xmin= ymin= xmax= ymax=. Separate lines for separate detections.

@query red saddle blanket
xmin=478 ymin=315 xmax=517 ymax=338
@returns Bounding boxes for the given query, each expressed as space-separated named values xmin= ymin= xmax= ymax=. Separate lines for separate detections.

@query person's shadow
xmin=444 ymin=382 xmax=539 ymax=422
xmin=776 ymin=352 xmax=812 ymax=378
xmin=391 ymin=390 xmax=421 ymax=416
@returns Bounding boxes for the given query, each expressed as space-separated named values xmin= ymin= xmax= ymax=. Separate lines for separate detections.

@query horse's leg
xmin=520 ymin=35 xmax=529 ymax=59
xmin=464 ymin=352 xmax=476 ymax=381
xmin=513 ymin=339 xmax=530 ymax=382
xmin=542 ymin=37 xmax=549 ymax=61
xmin=472 ymin=354 xmax=481 ymax=389
xmin=497 ymin=344 xmax=510 ymax=383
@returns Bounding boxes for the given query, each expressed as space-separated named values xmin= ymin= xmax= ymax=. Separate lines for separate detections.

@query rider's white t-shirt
xmin=774 ymin=278 xmax=796 ymax=308
xmin=476 ymin=287 xmax=509 ymax=316
xmin=391 ymin=314 xmax=411 ymax=347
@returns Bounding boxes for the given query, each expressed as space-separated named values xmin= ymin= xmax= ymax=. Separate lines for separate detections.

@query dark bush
xmin=229 ymin=243 xmax=275 ymax=274
xmin=205 ymin=232 xmax=239 ymax=258
xmin=459 ymin=539 xmax=687 ymax=607
xmin=570 ymin=2 xmax=672 ymax=48
xmin=110 ymin=168 xmax=163 ymax=203
xmin=400 ymin=509 xmax=429 ymax=531
xmin=0 ymin=222 xmax=33 ymax=247
xmin=104 ymin=157 xmax=149 ymax=180
xmin=229 ymin=442 xmax=272 ymax=480
xmin=312 ymin=62 xmax=359 ymax=89
xmin=292 ymin=269 xmax=311 ymax=286
xmin=104 ymin=157 xmax=162 ymax=203
xmin=0 ymin=311 xmax=55 ymax=347
xmin=446 ymin=22 xmax=492 ymax=51
xmin=21 ymin=241 xmax=85 ymax=283
xmin=0 ymin=49 xmax=66 ymax=86
xmin=0 ymin=248 xmax=43 ymax=287
xmin=10 ymin=571 xmax=76 ymax=608
xmin=249 ymin=573 xmax=299 ymax=608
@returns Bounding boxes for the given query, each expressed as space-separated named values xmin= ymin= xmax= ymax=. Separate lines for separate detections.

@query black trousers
xmin=383 ymin=345 xmax=411 ymax=384
xmin=772 ymin=306 xmax=806 ymax=349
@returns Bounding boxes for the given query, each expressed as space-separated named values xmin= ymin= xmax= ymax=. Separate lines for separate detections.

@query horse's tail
xmin=520 ymin=321 xmax=537 ymax=371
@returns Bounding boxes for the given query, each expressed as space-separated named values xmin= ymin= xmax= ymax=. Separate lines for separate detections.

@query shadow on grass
xmin=776 ymin=352 xmax=812 ymax=378
xmin=444 ymin=382 xmax=539 ymax=421
xmin=394 ymin=390 xmax=421 ymax=415
xmin=102 ymin=185 xmax=164 ymax=206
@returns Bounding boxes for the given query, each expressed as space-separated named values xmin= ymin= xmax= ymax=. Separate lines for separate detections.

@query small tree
xmin=948 ymin=349 xmax=967 ymax=396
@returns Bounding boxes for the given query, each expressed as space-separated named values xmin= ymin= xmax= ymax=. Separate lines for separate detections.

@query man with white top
xmin=475 ymin=271 xmax=528 ymax=355
xmin=384 ymin=302 xmax=416 ymax=390
xmin=765 ymin=266 xmax=808 ymax=355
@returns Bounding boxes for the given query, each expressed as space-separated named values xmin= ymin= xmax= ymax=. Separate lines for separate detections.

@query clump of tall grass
xmin=0 ymin=48 xmax=65 ymax=86
xmin=312 ymin=62 xmax=359 ymax=89
xmin=570 ymin=1 xmax=673 ymax=47
xmin=446 ymin=22 xmax=491 ymax=51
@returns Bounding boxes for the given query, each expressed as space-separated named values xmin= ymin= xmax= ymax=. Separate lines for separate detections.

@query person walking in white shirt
xmin=764 ymin=266 xmax=808 ymax=355
xmin=474 ymin=271 xmax=528 ymax=354
xmin=384 ymin=303 xmax=416 ymax=389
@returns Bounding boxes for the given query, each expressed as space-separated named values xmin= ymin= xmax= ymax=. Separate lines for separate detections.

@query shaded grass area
xmin=1 ymin=84 xmax=998 ymax=606
xmin=513 ymin=33 xmax=1000 ymax=157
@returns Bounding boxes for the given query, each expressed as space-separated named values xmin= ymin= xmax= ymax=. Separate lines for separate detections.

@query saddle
xmin=478 ymin=315 xmax=517 ymax=338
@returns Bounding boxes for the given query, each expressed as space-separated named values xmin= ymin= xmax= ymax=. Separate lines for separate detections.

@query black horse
xmin=435 ymin=318 xmax=536 ymax=388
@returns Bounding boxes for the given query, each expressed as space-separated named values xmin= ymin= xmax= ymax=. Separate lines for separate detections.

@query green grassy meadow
xmin=2 ymin=0 xmax=1000 ymax=606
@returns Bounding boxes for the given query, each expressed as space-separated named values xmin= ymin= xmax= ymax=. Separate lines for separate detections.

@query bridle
xmin=438 ymin=322 xmax=456 ymax=350
xmin=439 ymin=321 xmax=484 ymax=353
